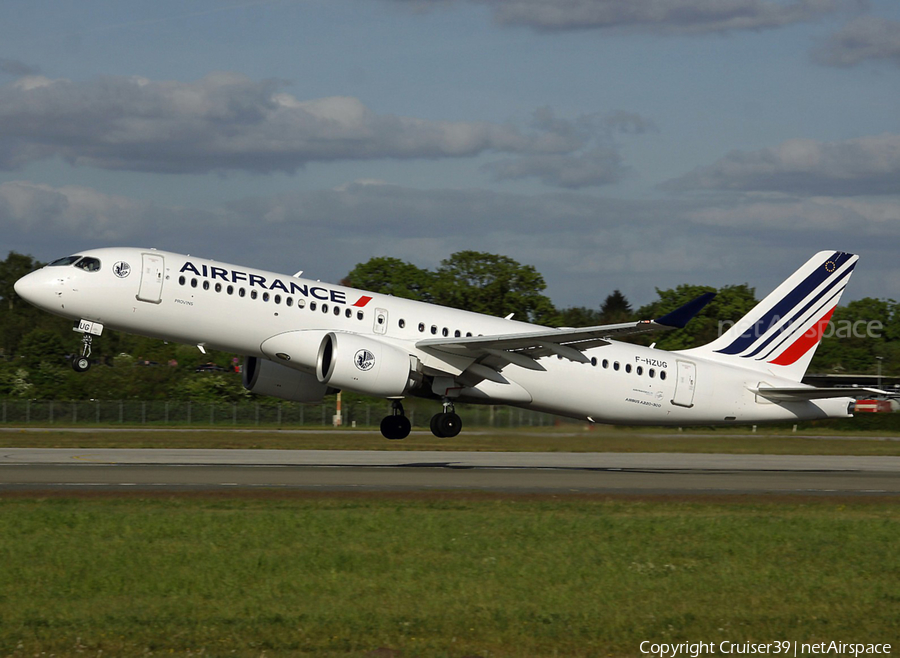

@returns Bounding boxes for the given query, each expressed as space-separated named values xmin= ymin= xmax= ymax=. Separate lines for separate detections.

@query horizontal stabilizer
xmin=752 ymin=386 xmax=888 ymax=401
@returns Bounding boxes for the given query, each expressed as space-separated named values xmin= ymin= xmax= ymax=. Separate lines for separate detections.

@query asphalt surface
xmin=2 ymin=449 xmax=899 ymax=495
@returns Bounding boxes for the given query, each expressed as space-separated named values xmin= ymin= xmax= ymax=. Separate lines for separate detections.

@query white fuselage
xmin=15 ymin=247 xmax=853 ymax=424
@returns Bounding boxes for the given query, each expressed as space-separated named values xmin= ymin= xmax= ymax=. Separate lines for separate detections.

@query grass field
xmin=0 ymin=493 xmax=897 ymax=657
xmin=1 ymin=426 xmax=900 ymax=454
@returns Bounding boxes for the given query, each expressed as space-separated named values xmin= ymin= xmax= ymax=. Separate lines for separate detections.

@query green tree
xmin=811 ymin=297 xmax=897 ymax=374
xmin=599 ymin=289 xmax=633 ymax=323
xmin=432 ymin=251 xmax=558 ymax=324
xmin=0 ymin=251 xmax=41 ymax=312
xmin=341 ymin=257 xmax=435 ymax=301
xmin=557 ymin=306 xmax=603 ymax=327
xmin=19 ymin=329 xmax=66 ymax=369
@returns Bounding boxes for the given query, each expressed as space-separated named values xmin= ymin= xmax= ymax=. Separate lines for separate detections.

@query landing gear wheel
xmin=72 ymin=329 xmax=94 ymax=374
xmin=380 ymin=414 xmax=411 ymax=440
xmin=380 ymin=400 xmax=410 ymax=440
xmin=430 ymin=412 xmax=462 ymax=438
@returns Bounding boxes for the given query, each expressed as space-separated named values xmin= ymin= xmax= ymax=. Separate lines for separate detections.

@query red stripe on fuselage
xmin=352 ymin=296 xmax=373 ymax=307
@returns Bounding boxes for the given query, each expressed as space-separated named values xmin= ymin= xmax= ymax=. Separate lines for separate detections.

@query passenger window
xmin=418 ymin=323 xmax=425 ymax=332
xmin=239 ymin=288 xmax=246 ymax=298
xmin=310 ymin=302 xmax=317 ymax=311
xmin=203 ymin=281 xmax=210 ymax=291
xmin=399 ymin=319 xmax=406 ymax=329
xmin=191 ymin=279 xmax=198 ymax=288
xmin=227 ymin=285 xmax=234 ymax=295
xmin=322 ymin=304 xmax=328 ymax=313
xmin=625 ymin=364 xmax=632 ymax=373
xmin=251 ymin=290 xmax=258 ymax=300
xmin=591 ymin=357 xmax=597 ymax=366
xmin=274 ymin=294 xmax=281 ymax=304
xmin=262 ymin=292 xmax=269 ymax=302
xmin=286 ymin=298 xmax=293 ymax=307
xmin=297 ymin=299 xmax=306 ymax=308
xmin=602 ymin=359 xmax=609 ymax=369
xmin=333 ymin=306 xmax=340 ymax=316
xmin=613 ymin=362 xmax=620 ymax=371
xmin=649 ymin=369 xmax=655 ymax=378
xmin=357 ymin=311 xmax=364 ymax=320
xmin=442 ymin=328 xmax=448 ymax=337
xmin=660 ymin=371 xmax=667 ymax=381
xmin=431 ymin=325 xmax=437 ymax=335
xmin=179 ymin=276 xmax=185 ymax=286
xmin=454 ymin=330 xmax=461 ymax=338
xmin=345 ymin=308 xmax=352 ymax=318
xmin=215 ymin=283 xmax=222 ymax=293
xmin=636 ymin=366 xmax=643 ymax=376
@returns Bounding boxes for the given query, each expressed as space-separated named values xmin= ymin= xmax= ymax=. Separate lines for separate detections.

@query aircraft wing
xmin=417 ymin=292 xmax=716 ymax=371
xmin=752 ymin=386 xmax=889 ymax=401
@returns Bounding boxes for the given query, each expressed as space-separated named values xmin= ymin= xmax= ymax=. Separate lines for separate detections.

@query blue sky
xmin=2 ymin=0 xmax=900 ymax=310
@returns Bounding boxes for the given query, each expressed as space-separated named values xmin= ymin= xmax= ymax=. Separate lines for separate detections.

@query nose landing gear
xmin=72 ymin=320 xmax=103 ymax=373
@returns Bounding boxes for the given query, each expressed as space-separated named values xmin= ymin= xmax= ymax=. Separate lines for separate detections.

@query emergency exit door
xmin=671 ymin=360 xmax=696 ymax=408
xmin=137 ymin=253 xmax=165 ymax=303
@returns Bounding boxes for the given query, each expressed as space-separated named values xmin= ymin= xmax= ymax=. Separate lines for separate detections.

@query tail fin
xmin=683 ymin=251 xmax=858 ymax=381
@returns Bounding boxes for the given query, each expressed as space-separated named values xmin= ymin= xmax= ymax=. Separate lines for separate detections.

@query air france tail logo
xmin=715 ymin=251 xmax=855 ymax=366
xmin=355 ymin=349 xmax=375 ymax=372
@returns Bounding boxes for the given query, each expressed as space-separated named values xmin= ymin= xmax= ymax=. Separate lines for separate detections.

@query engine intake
xmin=316 ymin=332 xmax=416 ymax=398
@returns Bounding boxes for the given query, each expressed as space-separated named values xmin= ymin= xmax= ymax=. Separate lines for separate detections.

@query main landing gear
xmin=380 ymin=400 xmax=412 ymax=440
xmin=430 ymin=400 xmax=462 ymax=438
xmin=379 ymin=399 xmax=463 ymax=440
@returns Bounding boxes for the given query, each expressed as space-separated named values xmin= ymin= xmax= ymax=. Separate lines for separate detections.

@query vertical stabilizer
xmin=682 ymin=251 xmax=858 ymax=382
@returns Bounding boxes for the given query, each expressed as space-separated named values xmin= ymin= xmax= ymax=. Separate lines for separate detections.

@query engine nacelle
xmin=243 ymin=356 xmax=333 ymax=403
xmin=316 ymin=332 xmax=416 ymax=398
xmin=259 ymin=330 xmax=330 ymax=373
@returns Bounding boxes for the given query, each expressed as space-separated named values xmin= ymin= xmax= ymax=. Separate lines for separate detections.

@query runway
xmin=2 ymin=449 xmax=899 ymax=494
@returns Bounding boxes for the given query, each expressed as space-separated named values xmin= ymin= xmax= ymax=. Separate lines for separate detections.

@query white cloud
xmin=392 ymin=0 xmax=839 ymax=34
xmin=665 ymin=134 xmax=900 ymax=196
xmin=6 ymin=179 xmax=898 ymax=309
xmin=0 ymin=72 xmax=629 ymax=186
xmin=814 ymin=15 xmax=900 ymax=68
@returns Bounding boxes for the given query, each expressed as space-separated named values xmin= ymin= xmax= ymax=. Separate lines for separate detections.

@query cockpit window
xmin=74 ymin=257 xmax=101 ymax=272
xmin=48 ymin=255 xmax=83 ymax=267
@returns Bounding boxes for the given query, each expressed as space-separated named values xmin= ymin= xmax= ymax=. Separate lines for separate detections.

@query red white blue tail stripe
xmin=689 ymin=251 xmax=858 ymax=380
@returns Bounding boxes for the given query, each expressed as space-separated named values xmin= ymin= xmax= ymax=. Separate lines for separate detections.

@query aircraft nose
xmin=14 ymin=270 xmax=58 ymax=309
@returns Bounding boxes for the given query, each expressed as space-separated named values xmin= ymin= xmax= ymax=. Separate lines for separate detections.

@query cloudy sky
xmin=2 ymin=0 xmax=899 ymax=310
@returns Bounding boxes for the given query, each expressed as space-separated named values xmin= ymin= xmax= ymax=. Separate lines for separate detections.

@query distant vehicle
xmin=14 ymin=248 xmax=886 ymax=440
xmin=854 ymin=399 xmax=893 ymax=413
xmin=194 ymin=363 xmax=225 ymax=373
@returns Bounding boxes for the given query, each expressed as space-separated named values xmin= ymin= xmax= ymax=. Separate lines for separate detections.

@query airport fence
xmin=0 ymin=399 xmax=560 ymax=429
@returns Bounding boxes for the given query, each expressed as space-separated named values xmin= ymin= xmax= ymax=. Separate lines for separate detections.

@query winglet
xmin=654 ymin=292 xmax=717 ymax=329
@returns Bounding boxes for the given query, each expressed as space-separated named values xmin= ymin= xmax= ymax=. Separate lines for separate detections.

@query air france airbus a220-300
xmin=14 ymin=248 xmax=883 ymax=439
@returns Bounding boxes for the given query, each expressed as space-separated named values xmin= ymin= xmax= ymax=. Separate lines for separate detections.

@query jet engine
xmin=316 ymin=332 xmax=417 ymax=398
xmin=243 ymin=356 xmax=334 ymax=403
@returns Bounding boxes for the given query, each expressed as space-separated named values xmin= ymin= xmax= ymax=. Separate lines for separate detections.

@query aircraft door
xmin=137 ymin=253 xmax=165 ymax=304
xmin=671 ymin=360 xmax=696 ymax=408
xmin=374 ymin=308 xmax=388 ymax=335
